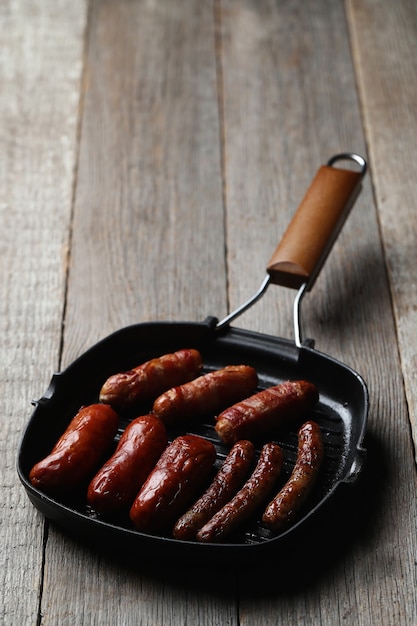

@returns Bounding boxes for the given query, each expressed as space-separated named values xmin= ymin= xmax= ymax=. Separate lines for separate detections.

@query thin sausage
xmin=262 ymin=420 xmax=324 ymax=531
xmin=215 ymin=380 xmax=319 ymax=445
xmin=152 ymin=365 xmax=258 ymax=425
xmin=29 ymin=404 xmax=119 ymax=495
xmin=173 ymin=440 xmax=255 ymax=540
xmin=196 ymin=442 xmax=283 ymax=543
xmin=99 ymin=348 xmax=203 ymax=411
xmin=129 ymin=435 xmax=216 ymax=533
xmin=87 ymin=414 xmax=167 ymax=515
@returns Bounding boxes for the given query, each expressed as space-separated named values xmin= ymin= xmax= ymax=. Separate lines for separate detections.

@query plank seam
xmin=214 ymin=0 xmax=230 ymax=317
xmin=58 ymin=0 xmax=93 ymax=371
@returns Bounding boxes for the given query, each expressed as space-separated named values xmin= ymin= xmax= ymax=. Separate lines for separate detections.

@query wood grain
xmin=0 ymin=1 xmax=87 ymax=624
xmin=220 ymin=1 xmax=417 ymax=624
xmin=39 ymin=1 xmax=233 ymax=624
xmin=347 ymin=0 xmax=417 ymax=461
xmin=62 ymin=0 xmax=227 ymax=366
xmin=3 ymin=0 xmax=417 ymax=624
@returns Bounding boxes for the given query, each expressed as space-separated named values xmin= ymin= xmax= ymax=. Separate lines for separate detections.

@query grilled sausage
xmin=262 ymin=420 xmax=324 ymax=531
xmin=87 ymin=414 xmax=168 ymax=515
xmin=29 ymin=404 xmax=119 ymax=495
xmin=196 ymin=442 xmax=283 ymax=542
xmin=152 ymin=365 xmax=258 ymax=425
xmin=173 ymin=440 xmax=255 ymax=540
xmin=129 ymin=435 xmax=216 ymax=533
xmin=99 ymin=348 xmax=203 ymax=411
xmin=215 ymin=380 xmax=319 ymax=445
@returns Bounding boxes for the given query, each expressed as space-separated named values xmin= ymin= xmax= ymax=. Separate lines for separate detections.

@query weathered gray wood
xmin=5 ymin=0 xmax=417 ymax=624
xmin=39 ymin=1 xmax=233 ymax=625
xmin=0 ymin=1 xmax=87 ymax=624
xmin=62 ymin=0 xmax=227 ymax=366
xmin=41 ymin=536 xmax=237 ymax=626
xmin=220 ymin=1 xmax=417 ymax=624
xmin=347 ymin=0 xmax=417 ymax=461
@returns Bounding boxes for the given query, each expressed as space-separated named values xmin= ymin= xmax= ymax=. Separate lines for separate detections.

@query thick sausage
xmin=99 ymin=348 xmax=203 ymax=411
xmin=262 ymin=420 xmax=324 ymax=531
xmin=196 ymin=442 xmax=283 ymax=543
xmin=29 ymin=404 xmax=119 ymax=495
xmin=173 ymin=440 xmax=255 ymax=540
xmin=87 ymin=414 xmax=168 ymax=515
xmin=152 ymin=365 xmax=258 ymax=425
xmin=129 ymin=435 xmax=216 ymax=533
xmin=215 ymin=380 xmax=319 ymax=445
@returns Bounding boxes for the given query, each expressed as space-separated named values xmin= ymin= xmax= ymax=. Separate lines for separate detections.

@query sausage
xmin=173 ymin=440 xmax=255 ymax=540
xmin=196 ymin=442 xmax=283 ymax=543
xmin=87 ymin=414 xmax=168 ymax=515
xmin=99 ymin=348 xmax=203 ymax=411
xmin=29 ymin=404 xmax=119 ymax=495
xmin=215 ymin=380 xmax=319 ymax=445
xmin=152 ymin=365 xmax=258 ymax=425
xmin=129 ymin=435 xmax=216 ymax=533
xmin=262 ymin=420 xmax=324 ymax=531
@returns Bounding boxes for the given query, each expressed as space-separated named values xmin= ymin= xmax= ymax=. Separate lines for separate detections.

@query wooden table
xmin=3 ymin=1 xmax=417 ymax=624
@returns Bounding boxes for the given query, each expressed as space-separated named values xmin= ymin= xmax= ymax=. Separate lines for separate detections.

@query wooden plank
xmin=346 ymin=0 xmax=417 ymax=460
xmin=39 ymin=1 xmax=233 ymax=625
xmin=0 ymin=1 xmax=88 ymax=623
xmin=62 ymin=0 xmax=227 ymax=365
xmin=220 ymin=0 xmax=417 ymax=624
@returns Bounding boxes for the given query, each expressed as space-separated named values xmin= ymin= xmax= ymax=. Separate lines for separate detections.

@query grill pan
xmin=17 ymin=154 xmax=369 ymax=564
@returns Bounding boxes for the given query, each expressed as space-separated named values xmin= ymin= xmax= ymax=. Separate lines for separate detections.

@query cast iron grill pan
xmin=17 ymin=155 xmax=369 ymax=563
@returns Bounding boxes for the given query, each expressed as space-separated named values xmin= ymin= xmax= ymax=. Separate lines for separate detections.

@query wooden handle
xmin=267 ymin=164 xmax=363 ymax=290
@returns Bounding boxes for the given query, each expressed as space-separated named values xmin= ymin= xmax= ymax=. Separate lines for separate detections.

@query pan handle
xmin=267 ymin=153 xmax=366 ymax=290
xmin=216 ymin=153 xmax=367 ymax=345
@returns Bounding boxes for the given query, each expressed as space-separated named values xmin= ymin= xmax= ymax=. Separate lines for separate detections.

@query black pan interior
xmin=17 ymin=318 xmax=368 ymax=562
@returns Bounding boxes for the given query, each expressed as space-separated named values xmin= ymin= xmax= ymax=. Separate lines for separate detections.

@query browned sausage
xmin=29 ymin=404 xmax=119 ymax=495
xmin=87 ymin=414 xmax=167 ymax=515
xmin=152 ymin=365 xmax=258 ymax=425
xmin=173 ymin=440 xmax=255 ymax=540
xmin=196 ymin=442 xmax=283 ymax=543
xmin=262 ymin=420 xmax=324 ymax=531
xmin=129 ymin=435 xmax=216 ymax=533
xmin=215 ymin=380 xmax=319 ymax=445
xmin=99 ymin=348 xmax=203 ymax=411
